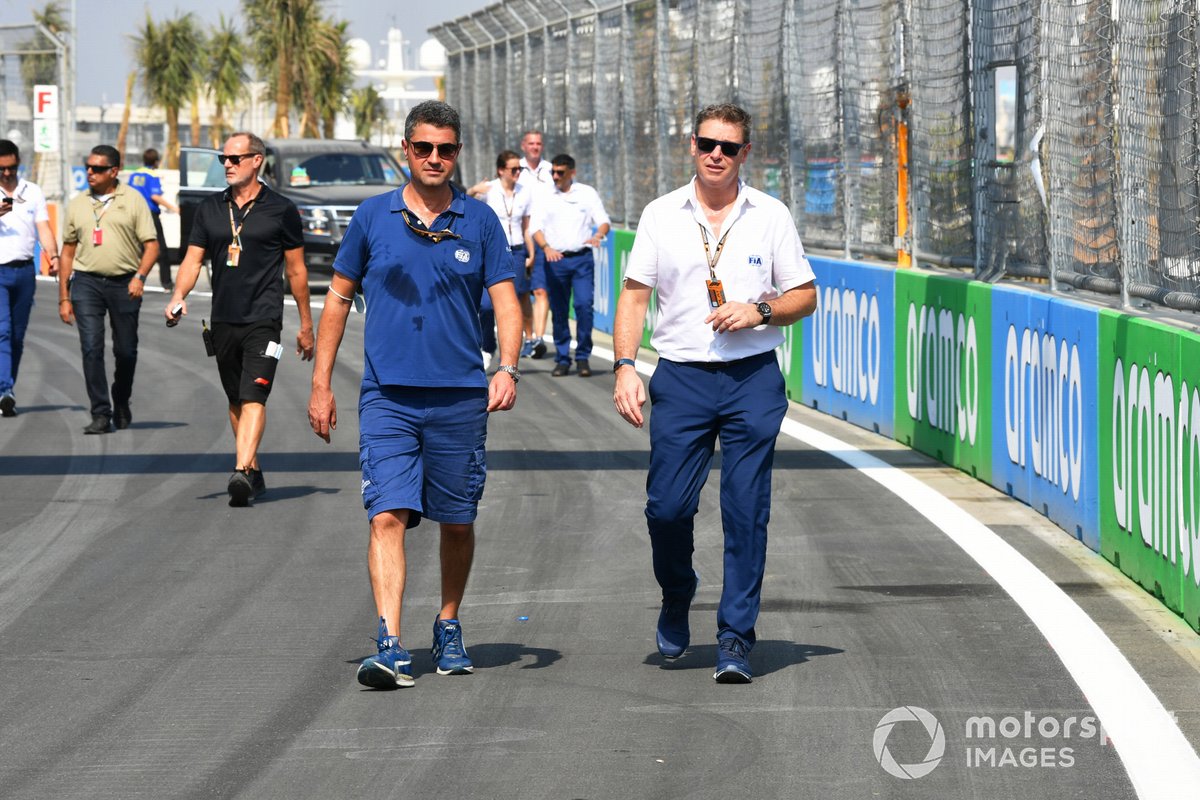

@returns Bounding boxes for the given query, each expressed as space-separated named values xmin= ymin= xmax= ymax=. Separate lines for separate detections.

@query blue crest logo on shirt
xmin=748 ymin=255 xmax=763 ymax=266
xmin=455 ymin=248 xmax=470 ymax=263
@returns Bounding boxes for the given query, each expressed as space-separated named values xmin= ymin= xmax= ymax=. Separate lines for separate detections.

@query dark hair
xmin=694 ymin=103 xmax=751 ymax=143
xmin=496 ymin=150 xmax=520 ymax=170
xmin=550 ymin=153 xmax=575 ymax=170
xmin=404 ymin=101 xmax=461 ymax=143
xmin=91 ymin=144 xmax=121 ymax=168
xmin=0 ymin=139 xmax=19 ymax=162
xmin=142 ymin=148 xmax=160 ymax=167
xmin=227 ymin=131 xmax=266 ymax=155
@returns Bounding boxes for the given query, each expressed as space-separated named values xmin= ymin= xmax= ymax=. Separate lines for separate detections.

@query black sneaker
xmin=84 ymin=415 xmax=113 ymax=435
xmin=576 ymin=360 xmax=592 ymax=377
xmin=531 ymin=339 xmax=548 ymax=359
xmin=248 ymin=468 xmax=266 ymax=499
xmin=551 ymin=363 xmax=570 ymax=377
xmin=0 ymin=392 xmax=15 ymax=417
xmin=228 ymin=469 xmax=254 ymax=507
xmin=113 ymin=403 xmax=132 ymax=430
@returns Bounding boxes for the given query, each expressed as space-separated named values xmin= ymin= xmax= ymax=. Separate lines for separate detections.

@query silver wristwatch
xmin=496 ymin=364 xmax=520 ymax=383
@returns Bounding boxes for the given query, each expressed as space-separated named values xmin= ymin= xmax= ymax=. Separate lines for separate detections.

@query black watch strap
xmin=613 ymin=358 xmax=636 ymax=373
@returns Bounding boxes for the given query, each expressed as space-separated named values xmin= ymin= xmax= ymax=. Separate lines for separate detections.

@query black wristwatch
xmin=613 ymin=358 xmax=636 ymax=373
xmin=756 ymin=301 xmax=773 ymax=325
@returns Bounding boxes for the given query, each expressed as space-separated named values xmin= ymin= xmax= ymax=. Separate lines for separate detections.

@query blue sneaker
xmin=520 ymin=339 xmax=535 ymax=358
xmin=714 ymin=635 xmax=753 ymax=683
xmin=432 ymin=617 xmax=474 ymax=675
xmin=656 ymin=572 xmax=699 ymax=659
xmin=357 ymin=617 xmax=414 ymax=689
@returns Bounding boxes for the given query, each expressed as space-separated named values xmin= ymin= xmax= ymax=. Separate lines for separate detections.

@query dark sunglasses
xmin=219 ymin=152 xmax=259 ymax=165
xmin=550 ymin=168 xmax=568 ymax=176
xmin=0 ymin=166 xmax=18 ymax=174
xmin=400 ymin=209 xmax=461 ymax=244
xmin=85 ymin=163 xmax=115 ymax=172
xmin=408 ymin=140 xmax=461 ymax=160
xmin=695 ymin=136 xmax=748 ymax=157
xmin=504 ymin=166 xmax=521 ymax=175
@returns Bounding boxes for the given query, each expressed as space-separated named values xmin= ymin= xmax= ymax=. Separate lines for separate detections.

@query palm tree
xmin=349 ymin=86 xmax=385 ymax=142
xmin=245 ymin=0 xmax=321 ymax=138
xmin=306 ymin=18 xmax=354 ymax=139
xmin=19 ymin=2 xmax=67 ymax=94
xmin=207 ymin=15 xmax=249 ymax=147
xmin=131 ymin=12 xmax=206 ymax=168
xmin=116 ymin=71 xmax=135 ymax=156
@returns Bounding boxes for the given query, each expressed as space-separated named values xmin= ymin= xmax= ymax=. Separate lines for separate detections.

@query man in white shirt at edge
xmin=0 ymin=139 xmax=60 ymax=417
xmin=516 ymin=130 xmax=552 ymax=359
xmin=530 ymin=153 xmax=610 ymax=377
xmin=611 ymin=103 xmax=817 ymax=684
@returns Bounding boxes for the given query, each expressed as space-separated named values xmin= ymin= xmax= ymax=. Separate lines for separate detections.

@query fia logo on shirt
xmin=455 ymin=248 xmax=471 ymax=263
xmin=748 ymin=255 xmax=763 ymax=266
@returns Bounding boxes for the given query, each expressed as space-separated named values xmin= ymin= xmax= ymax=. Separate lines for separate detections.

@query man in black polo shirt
xmin=165 ymin=131 xmax=315 ymax=506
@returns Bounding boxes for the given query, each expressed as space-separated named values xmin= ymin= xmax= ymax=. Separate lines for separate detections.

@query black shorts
xmin=211 ymin=319 xmax=283 ymax=405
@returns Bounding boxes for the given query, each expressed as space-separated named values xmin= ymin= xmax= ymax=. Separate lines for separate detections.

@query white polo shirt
xmin=625 ymin=177 xmax=815 ymax=363
xmin=530 ymin=181 xmax=611 ymax=252
xmin=0 ymin=180 xmax=49 ymax=263
xmin=482 ymin=180 xmax=533 ymax=248
xmin=517 ymin=157 xmax=553 ymax=188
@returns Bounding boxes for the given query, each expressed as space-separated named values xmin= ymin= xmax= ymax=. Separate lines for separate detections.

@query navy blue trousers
xmin=543 ymin=250 xmax=593 ymax=365
xmin=70 ymin=271 xmax=141 ymax=418
xmin=645 ymin=351 xmax=788 ymax=648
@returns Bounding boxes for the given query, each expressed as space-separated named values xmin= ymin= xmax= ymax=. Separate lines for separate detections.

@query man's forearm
xmin=312 ymin=294 xmax=350 ymax=389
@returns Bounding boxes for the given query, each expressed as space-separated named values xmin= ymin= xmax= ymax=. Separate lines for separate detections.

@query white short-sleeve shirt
xmin=529 ymin=181 xmax=611 ymax=252
xmin=517 ymin=158 xmax=553 ymax=189
xmin=482 ymin=180 xmax=533 ymax=248
xmin=0 ymin=179 xmax=49 ymax=263
xmin=624 ymin=178 xmax=815 ymax=363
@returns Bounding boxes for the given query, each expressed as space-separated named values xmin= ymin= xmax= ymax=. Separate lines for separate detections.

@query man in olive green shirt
xmin=58 ymin=144 xmax=158 ymax=434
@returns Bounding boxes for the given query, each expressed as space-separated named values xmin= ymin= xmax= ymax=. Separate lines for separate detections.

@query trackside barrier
xmin=595 ymin=232 xmax=1200 ymax=632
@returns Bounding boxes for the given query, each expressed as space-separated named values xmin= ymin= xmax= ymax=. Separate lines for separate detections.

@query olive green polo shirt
xmin=63 ymin=183 xmax=156 ymax=276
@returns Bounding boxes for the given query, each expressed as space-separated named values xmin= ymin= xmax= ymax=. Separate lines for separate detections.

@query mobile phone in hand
xmin=166 ymin=303 xmax=183 ymax=327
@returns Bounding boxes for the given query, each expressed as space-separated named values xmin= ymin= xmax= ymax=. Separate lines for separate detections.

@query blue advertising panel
xmin=592 ymin=238 xmax=616 ymax=335
xmin=801 ymin=257 xmax=895 ymax=437
xmin=990 ymin=286 xmax=1100 ymax=549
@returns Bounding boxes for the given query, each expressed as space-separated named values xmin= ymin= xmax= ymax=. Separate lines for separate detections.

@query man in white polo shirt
xmin=0 ymin=139 xmax=60 ymax=417
xmin=517 ymin=130 xmax=553 ymax=359
xmin=530 ymin=153 xmax=610 ymax=377
xmin=611 ymin=103 xmax=817 ymax=683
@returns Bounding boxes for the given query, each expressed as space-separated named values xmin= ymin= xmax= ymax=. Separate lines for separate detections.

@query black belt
xmin=676 ymin=351 xmax=776 ymax=371
xmin=76 ymin=270 xmax=136 ymax=281
xmin=559 ymin=248 xmax=589 ymax=257
xmin=510 ymin=244 xmax=527 ymax=252
xmin=0 ymin=259 xmax=33 ymax=268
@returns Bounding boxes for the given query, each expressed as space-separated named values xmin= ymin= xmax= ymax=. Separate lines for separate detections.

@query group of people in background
xmin=467 ymin=130 xmax=610 ymax=377
xmin=0 ymin=98 xmax=816 ymax=688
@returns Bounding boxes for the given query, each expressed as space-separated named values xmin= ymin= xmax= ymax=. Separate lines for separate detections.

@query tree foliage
xmin=349 ymin=86 xmax=385 ymax=142
xmin=207 ymin=15 xmax=249 ymax=146
xmin=19 ymin=2 xmax=68 ymax=95
xmin=131 ymin=12 xmax=207 ymax=168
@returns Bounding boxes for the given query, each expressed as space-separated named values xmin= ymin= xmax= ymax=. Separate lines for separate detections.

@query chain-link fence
xmin=433 ymin=0 xmax=1200 ymax=312
xmin=0 ymin=23 xmax=68 ymax=204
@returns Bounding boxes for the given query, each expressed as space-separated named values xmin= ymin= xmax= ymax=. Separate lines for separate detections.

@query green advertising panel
xmin=779 ymin=320 xmax=804 ymax=402
xmin=1098 ymin=311 xmax=1200 ymax=627
xmin=610 ymin=228 xmax=657 ymax=350
xmin=893 ymin=270 xmax=992 ymax=482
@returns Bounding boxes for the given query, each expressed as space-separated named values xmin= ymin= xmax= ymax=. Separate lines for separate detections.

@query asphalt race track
xmin=1 ymin=281 xmax=1199 ymax=799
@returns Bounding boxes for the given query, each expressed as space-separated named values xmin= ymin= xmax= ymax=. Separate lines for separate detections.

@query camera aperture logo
xmin=873 ymin=706 xmax=946 ymax=779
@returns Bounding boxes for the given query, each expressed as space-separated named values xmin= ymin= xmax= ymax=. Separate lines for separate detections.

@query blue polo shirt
xmin=334 ymin=185 xmax=513 ymax=389
xmin=128 ymin=168 xmax=163 ymax=214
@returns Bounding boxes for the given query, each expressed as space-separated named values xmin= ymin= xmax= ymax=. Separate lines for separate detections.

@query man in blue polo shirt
xmin=127 ymin=148 xmax=178 ymax=291
xmin=308 ymin=101 xmax=520 ymax=690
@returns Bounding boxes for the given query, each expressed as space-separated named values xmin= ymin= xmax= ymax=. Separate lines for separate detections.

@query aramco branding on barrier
xmin=904 ymin=303 xmax=980 ymax=443
xmin=811 ymin=285 xmax=882 ymax=404
xmin=1111 ymin=358 xmax=1200 ymax=582
xmin=1003 ymin=325 xmax=1084 ymax=501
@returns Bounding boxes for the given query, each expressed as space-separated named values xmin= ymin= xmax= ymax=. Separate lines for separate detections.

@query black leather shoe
xmin=576 ymin=360 xmax=592 ymax=377
xmin=551 ymin=363 xmax=570 ymax=377
xmin=84 ymin=415 xmax=113 ymax=435
xmin=113 ymin=403 xmax=132 ymax=430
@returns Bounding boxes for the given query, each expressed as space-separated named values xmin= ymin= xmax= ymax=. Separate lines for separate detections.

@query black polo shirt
xmin=189 ymin=182 xmax=304 ymax=324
